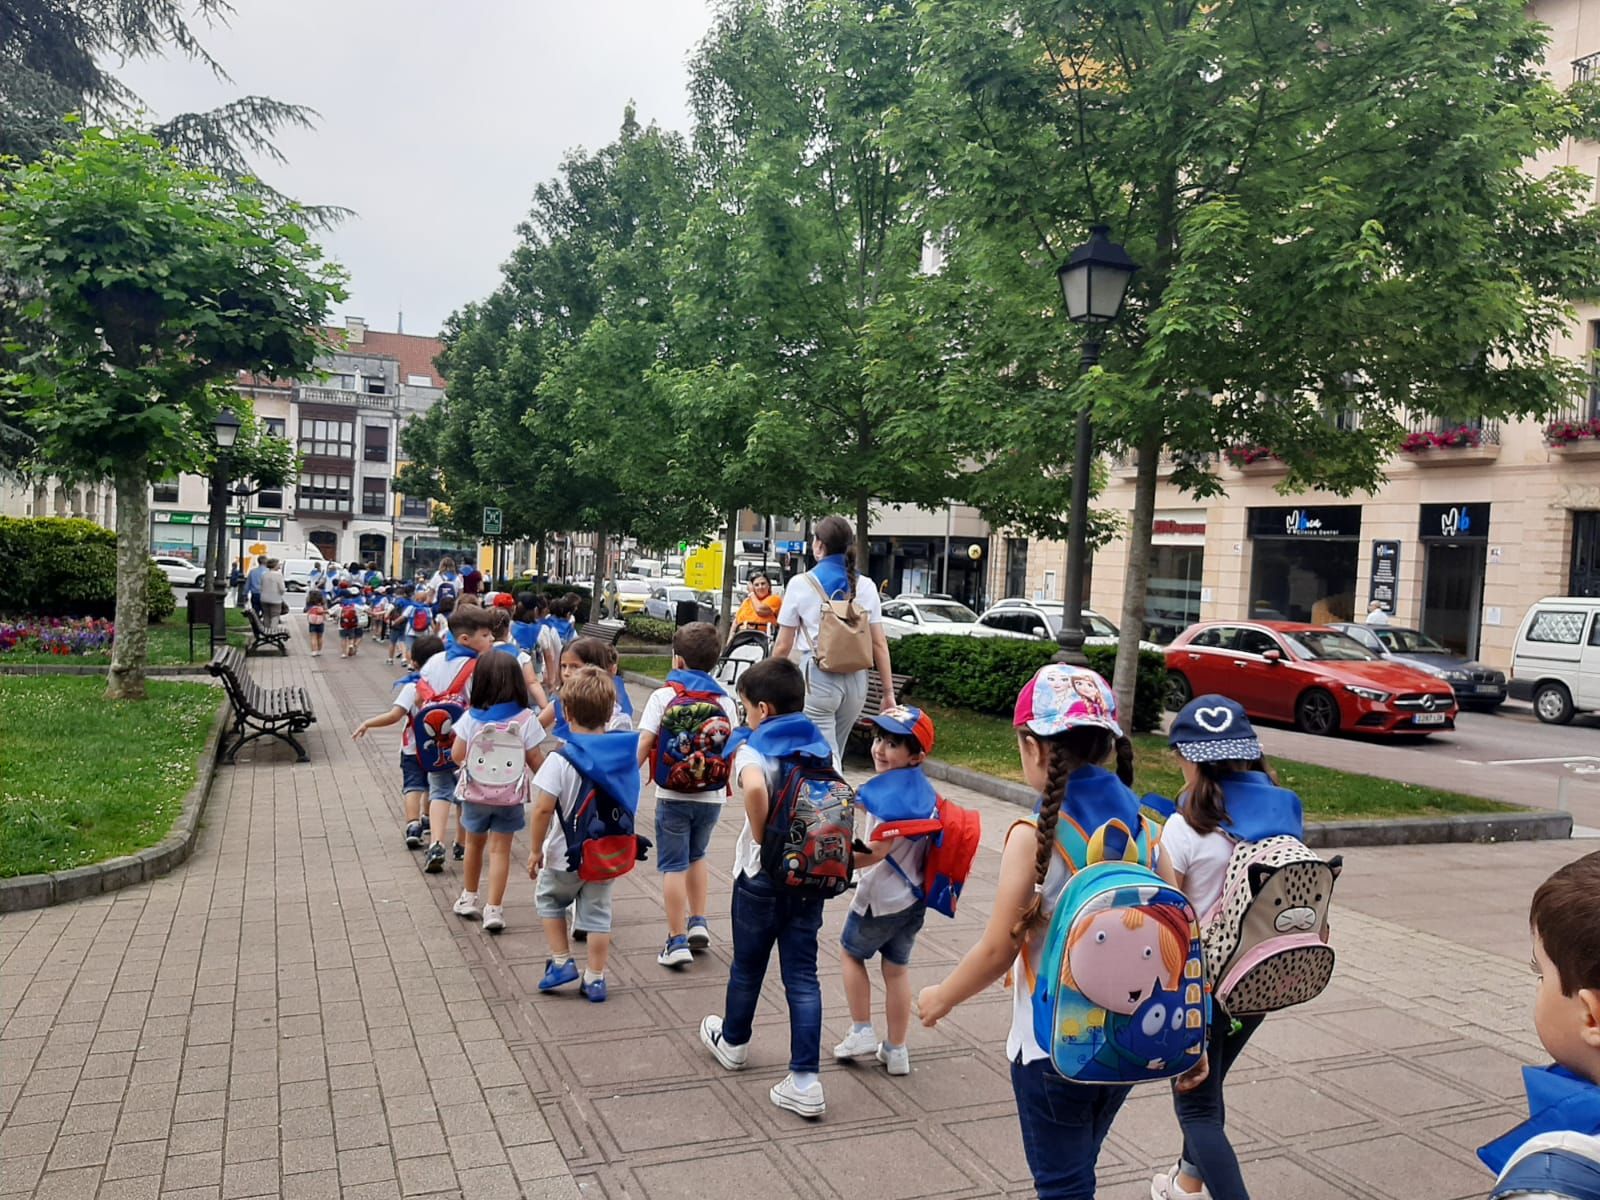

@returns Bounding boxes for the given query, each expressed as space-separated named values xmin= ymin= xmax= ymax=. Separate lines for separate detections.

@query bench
xmin=243 ymin=606 xmax=289 ymax=656
xmin=847 ymin=671 xmax=916 ymax=750
xmin=578 ymin=620 xmax=625 ymax=647
xmin=207 ymin=645 xmax=316 ymax=763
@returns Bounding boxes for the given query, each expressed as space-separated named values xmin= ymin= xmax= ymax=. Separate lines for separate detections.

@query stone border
xmin=1 ymin=663 xmax=209 ymax=677
xmin=0 ymin=699 xmax=228 ymax=913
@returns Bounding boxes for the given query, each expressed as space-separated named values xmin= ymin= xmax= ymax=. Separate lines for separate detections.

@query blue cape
xmin=550 ymin=697 xmax=571 ymax=742
xmin=1480 ymin=1067 xmax=1600 ymax=1175
xmin=857 ymin=764 xmax=940 ymax=824
xmin=1042 ymin=766 xmax=1144 ymax=839
xmin=1216 ymin=772 xmax=1305 ymax=842
xmin=613 ymin=672 xmax=634 ymax=716
xmin=393 ymin=670 xmax=420 ymax=690
xmin=667 ymin=668 xmax=726 ymax=696
xmin=726 ymin=711 xmax=832 ymax=761
xmin=561 ymin=731 xmax=642 ymax=814
xmin=491 ymin=643 xmax=520 ymax=659
xmin=446 ymin=640 xmax=477 ymax=661
xmin=470 ymin=700 xmax=524 ymax=722
xmin=511 ymin=620 xmax=539 ymax=653
xmin=811 ymin=553 xmax=851 ymax=601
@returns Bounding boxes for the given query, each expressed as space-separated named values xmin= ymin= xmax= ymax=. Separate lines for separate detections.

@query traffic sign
xmin=482 ymin=507 xmax=503 ymax=536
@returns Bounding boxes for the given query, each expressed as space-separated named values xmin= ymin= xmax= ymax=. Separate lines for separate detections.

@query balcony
xmin=296 ymin=385 xmax=398 ymax=411
xmin=1545 ymin=396 xmax=1600 ymax=456
xmin=1575 ymin=51 xmax=1600 ymax=83
xmin=1399 ymin=417 xmax=1501 ymax=466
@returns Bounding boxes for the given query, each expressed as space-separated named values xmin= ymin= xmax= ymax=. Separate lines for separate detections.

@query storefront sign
xmin=1246 ymin=505 xmax=1362 ymax=540
xmin=152 ymin=510 xmax=283 ymax=532
xmin=1369 ymin=540 xmax=1401 ymax=614
xmin=1152 ymin=510 xmax=1207 ymax=545
xmin=1419 ymin=503 xmax=1489 ymax=540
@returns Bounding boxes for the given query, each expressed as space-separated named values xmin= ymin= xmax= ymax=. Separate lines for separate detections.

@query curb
xmin=0 ymin=699 xmax=228 ymax=913
xmin=1 ymin=663 xmax=210 ymax=677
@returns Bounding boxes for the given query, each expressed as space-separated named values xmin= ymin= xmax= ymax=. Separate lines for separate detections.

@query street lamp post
xmin=208 ymin=408 xmax=242 ymax=647
xmin=1054 ymin=225 xmax=1138 ymax=666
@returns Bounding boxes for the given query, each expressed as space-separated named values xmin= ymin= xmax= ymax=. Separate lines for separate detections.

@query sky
xmin=118 ymin=1 xmax=718 ymax=338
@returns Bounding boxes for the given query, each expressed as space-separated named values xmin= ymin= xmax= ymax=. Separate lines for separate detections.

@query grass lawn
xmin=913 ymin=702 xmax=1517 ymax=823
xmin=619 ymin=653 xmax=672 ymax=677
xmin=0 ymin=675 xmax=220 ymax=878
xmin=0 ymin=606 xmax=248 ymax=668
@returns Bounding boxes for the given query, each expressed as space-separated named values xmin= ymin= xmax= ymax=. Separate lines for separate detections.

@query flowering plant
xmin=0 ymin=617 xmax=116 ymax=656
xmin=1401 ymin=425 xmax=1482 ymax=453
xmin=1545 ymin=417 xmax=1600 ymax=445
xmin=1225 ymin=444 xmax=1277 ymax=467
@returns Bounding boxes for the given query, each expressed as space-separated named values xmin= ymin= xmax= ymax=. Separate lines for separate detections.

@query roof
xmin=324 ymin=328 xmax=446 ymax=389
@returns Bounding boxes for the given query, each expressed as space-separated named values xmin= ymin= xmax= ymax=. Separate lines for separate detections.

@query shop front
xmin=1145 ymin=510 xmax=1206 ymax=643
xmin=1246 ymin=505 xmax=1362 ymax=624
xmin=1419 ymin=502 xmax=1490 ymax=656
xmin=867 ymin=535 xmax=991 ymax=610
xmin=151 ymin=510 xmax=284 ymax=563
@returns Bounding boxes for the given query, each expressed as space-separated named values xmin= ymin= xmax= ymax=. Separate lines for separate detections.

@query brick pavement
xmin=2 ymin=641 xmax=1592 ymax=1199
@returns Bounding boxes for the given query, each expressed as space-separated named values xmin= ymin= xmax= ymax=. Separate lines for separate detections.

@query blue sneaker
xmin=657 ymin=935 xmax=692 ymax=968
xmin=538 ymin=958 xmax=580 ymax=992
xmin=582 ymin=976 xmax=608 ymax=1003
xmin=686 ymin=917 xmax=712 ymax=950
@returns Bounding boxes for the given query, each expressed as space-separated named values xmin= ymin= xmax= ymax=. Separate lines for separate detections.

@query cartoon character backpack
xmin=1025 ymin=818 xmax=1210 ymax=1084
xmin=410 ymin=605 xmax=431 ymax=634
xmin=340 ymin=603 xmax=360 ymax=632
xmin=760 ymin=754 xmax=857 ymax=898
xmin=555 ymin=753 xmax=649 ymax=882
xmin=873 ymin=797 xmax=982 ymax=918
xmin=651 ymin=683 xmax=734 ymax=794
xmin=1201 ymin=836 xmax=1340 ymax=1016
xmin=411 ymin=659 xmax=476 ymax=772
xmin=457 ymin=712 xmax=532 ymax=806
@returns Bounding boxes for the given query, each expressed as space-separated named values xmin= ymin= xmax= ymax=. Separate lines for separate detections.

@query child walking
xmin=635 ymin=622 xmax=739 ymax=968
xmin=351 ymin=634 xmax=446 ymax=849
xmin=417 ymin=607 xmax=498 ymax=872
xmin=450 ymin=651 xmax=543 ymax=933
xmin=915 ymin=665 xmax=1204 ymax=1199
xmin=698 ymin=657 xmax=835 ymax=1119
xmin=1150 ymin=695 xmax=1306 ymax=1200
xmin=304 ymin=588 xmax=326 ymax=657
xmin=538 ymin=638 xmax=633 ymax=740
xmin=833 ymin=705 xmax=939 ymax=1077
xmin=526 ymin=665 xmax=639 ymax=1002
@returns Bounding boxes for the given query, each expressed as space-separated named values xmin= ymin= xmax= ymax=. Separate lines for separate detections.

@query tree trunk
xmin=855 ymin=490 xmax=871 ymax=579
xmin=107 ymin=457 xmax=151 ymax=701
xmin=718 ymin=506 xmax=739 ymax=641
xmin=1112 ymin=431 xmax=1162 ymax=729
xmin=590 ymin=523 xmax=609 ymax=623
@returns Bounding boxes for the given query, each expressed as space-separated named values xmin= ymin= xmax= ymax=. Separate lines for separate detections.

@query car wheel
xmin=1164 ymin=670 xmax=1192 ymax=711
xmin=1533 ymin=682 xmax=1576 ymax=726
xmin=1295 ymin=688 xmax=1341 ymax=736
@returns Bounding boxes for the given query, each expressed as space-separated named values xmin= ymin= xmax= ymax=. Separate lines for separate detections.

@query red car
xmin=1164 ymin=621 xmax=1458 ymax=736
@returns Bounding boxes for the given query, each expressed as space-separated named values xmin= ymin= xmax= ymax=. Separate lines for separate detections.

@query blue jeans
xmin=1010 ymin=1057 xmax=1132 ymax=1200
xmin=654 ymin=799 xmax=722 ymax=873
xmin=721 ymin=873 xmax=824 ymax=1074
xmin=1173 ymin=1014 xmax=1264 ymax=1200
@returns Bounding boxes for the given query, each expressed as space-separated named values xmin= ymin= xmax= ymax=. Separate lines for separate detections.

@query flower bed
xmin=1401 ymin=425 xmax=1481 ymax=453
xmin=1545 ymin=417 xmax=1600 ymax=446
xmin=0 ymin=616 xmax=115 ymax=657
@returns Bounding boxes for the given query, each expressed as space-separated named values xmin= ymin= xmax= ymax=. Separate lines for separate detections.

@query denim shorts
xmin=654 ymin=799 xmax=722 ymax=873
xmin=307 ymin=622 xmax=324 ymax=635
xmin=427 ymin=769 xmax=459 ymax=804
xmin=840 ymin=903 xmax=926 ymax=966
xmin=534 ymin=867 xmax=614 ymax=932
xmin=400 ymin=754 xmax=427 ymax=794
xmin=458 ymin=802 xmax=526 ymax=836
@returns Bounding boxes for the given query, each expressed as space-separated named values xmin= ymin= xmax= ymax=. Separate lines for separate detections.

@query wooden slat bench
xmin=243 ymin=606 xmax=289 ymax=656
xmin=848 ymin=671 xmax=916 ymax=749
xmin=578 ymin=620 xmax=625 ymax=647
xmin=207 ymin=645 xmax=315 ymax=763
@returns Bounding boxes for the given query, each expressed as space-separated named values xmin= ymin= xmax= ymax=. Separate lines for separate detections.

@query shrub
xmin=624 ymin=614 xmax=676 ymax=644
xmin=0 ymin=516 xmax=175 ymax=621
xmin=889 ymin=634 xmax=1165 ymax=734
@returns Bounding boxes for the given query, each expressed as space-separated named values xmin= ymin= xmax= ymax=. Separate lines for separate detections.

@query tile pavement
xmin=2 ymin=639 xmax=1592 ymax=1199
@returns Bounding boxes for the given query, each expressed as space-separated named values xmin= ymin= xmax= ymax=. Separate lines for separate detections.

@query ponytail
xmin=814 ymin=514 xmax=858 ymax=599
xmin=1114 ymin=734 xmax=1134 ymax=786
xmin=845 ymin=553 xmax=858 ymax=600
xmin=1183 ymin=755 xmax=1276 ymax=836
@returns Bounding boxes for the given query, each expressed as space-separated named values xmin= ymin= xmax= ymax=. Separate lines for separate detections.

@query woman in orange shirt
xmin=733 ymin=573 xmax=782 ymax=633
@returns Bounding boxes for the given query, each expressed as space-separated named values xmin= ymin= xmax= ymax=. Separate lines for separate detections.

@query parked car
xmin=1329 ymin=623 xmax=1507 ymax=711
xmin=151 ymin=555 xmax=205 ymax=588
xmin=1509 ymin=596 xmax=1600 ymax=724
xmin=975 ymin=598 xmax=1164 ymax=652
xmin=1164 ymin=620 xmax=1458 ymax=737
xmin=879 ymin=597 xmax=994 ymax=640
xmin=645 ymin=584 xmax=716 ymax=624
xmin=615 ymin=578 xmax=652 ymax=615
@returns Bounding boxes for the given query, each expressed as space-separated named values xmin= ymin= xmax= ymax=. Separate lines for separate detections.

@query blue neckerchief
xmin=492 ymin=643 xmax=520 ymax=659
xmin=446 ymin=641 xmax=477 ymax=661
xmin=511 ymin=620 xmax=539 ymax=652
xmin=613 ymin=672 xmax=634 ymax=716
xmin=1480 ymin=1067 xmax=1600 ymax=1175
xmin=857 ymin=764 xmax=940 ymax=823
xmin=470 ymin=700 xmax=525 ymax=722
xmin=550 ymin=697 xmax=571 ymax=742
xmin=811 ymin=554 xmax=850 ymax=601
xmin=667 ymin=668 xmax=726 ymax=696
xmin=1217 ymin=772 xmax=1305 ymax=842
xmin=561 ymin=730 xmax=642 ymax=815
xmin=725 ymin=711 xmax=832 ymax=761
xmin=394 ymin=670 xmax=420 ymax=690
xmin=1035 ymin=765 xmax=1143 ymax=841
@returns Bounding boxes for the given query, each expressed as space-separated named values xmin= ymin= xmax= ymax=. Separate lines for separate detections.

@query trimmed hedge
xmin=0 ymin=516 xmax=176 ymax=622
xmin=624 ymin=614 xmax=676 ymax=644
xmin=889 ymin=634 xmax=1165 ymax=734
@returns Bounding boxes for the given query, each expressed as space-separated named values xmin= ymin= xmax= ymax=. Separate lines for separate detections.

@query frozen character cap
xmin=1013 ymin=664 xmax=1122 ymax=738
xmin=1168 ymin=695 xmax=1263 ymax=762
xmin=869 ymin=705 xmax=937 ymax=755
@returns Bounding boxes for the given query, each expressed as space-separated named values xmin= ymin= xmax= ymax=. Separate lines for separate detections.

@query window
xmin=1042 ymin=570 xmax=1058 ymax=601
xmin=298 ymin=418 xmax=355 ymax=458
xmin=1236 ymin=629 xmax=1280 ymax=657
xmin=361 ymin=478 xmax=387 ymax=516
xmin=882 ymin=603 xmax=912 ymax=622
xmin=152 ymin=478 xmax=179 ymax=503
xmin=1590 ymin=615 xmax=1600 ymax=648
xmin=298 ymin=473 xmax=352 ymax=513
xmin=365 ymin=376 xmax=387 ymax=395
xmin=364 ymin=424 xmax=389 ymax=463
xmin=1005 ymin=538 xmax=1029 ymax=599
xmin=1590 ymin=321 xmax=1600 ymax=419
xmin=402 ymin=495 xmax=430 ymax=519
xmin=263 ymin=418 xmax=286 ymax=439
xmin=1191 ymin=626 xmax=1234 ymax=649
xmin=1529 ymin=610 xmax=1588 ymax=644
xmin=257 ymin=488 xmax=283 ymax=510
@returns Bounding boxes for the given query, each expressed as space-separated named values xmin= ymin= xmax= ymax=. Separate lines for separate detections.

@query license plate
xmin=1474 ymin=684 xmax=1501 ymax=694
xmin=1413 ymin=712 xmax=1447 ymax=725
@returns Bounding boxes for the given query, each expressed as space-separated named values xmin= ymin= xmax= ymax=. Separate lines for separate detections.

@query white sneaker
xmin=769 ymin=1073 xmax=825 ymax=1119
xmin=481 ymin=905 xmax=505 ymax=933
xmin=452 ymin=891 xmax=481 ymax=920
xmin=833 ymin=1027 xmax=879 ymax=1060
xmin=1151 ymin=1167 xmax=1210 ymax=1200
xmin=876 ymin=1043 xmax=910 ymax=1076
xmin=699 ymin=1015 xmax=748 ymax=1071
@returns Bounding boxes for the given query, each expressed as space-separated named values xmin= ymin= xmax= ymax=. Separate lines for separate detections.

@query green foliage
xmin=889 ymin=635 xmax=1164 ymax=734
xmin=0 ymin=517 xmax=172 ymax=621
xmin=624 ymin=615 xmax=677 ymax=645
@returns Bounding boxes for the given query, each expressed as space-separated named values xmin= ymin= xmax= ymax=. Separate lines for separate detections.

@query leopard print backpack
xmin=1200 ymin=835 xmax=1341 ymax=1016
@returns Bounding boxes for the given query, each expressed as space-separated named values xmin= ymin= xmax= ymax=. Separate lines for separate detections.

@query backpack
xmin=650 ymin=683 xmax=734 ymax=794
xmin=1200 ymin=835 xmax=1340 ymax=1016
xmin=386 ymin=602 xmax=408 ymax=630
xmin=435 ymin=576 xmax=458 ymax=605
xmin=411 ymin=659 xmax=477 ymax=772
xmin=555 ymin=752 xmax=648 ymax=881
xmin=457 ymin=712 xmax=532 ymax=806
xmin=339 ymin=604 xmax=360 ymax=631
xmin=877 ymin=796 xmax=982 ymax=919
xmin=410 ymin=605 xmax=431 ymax=634
xmin=759 ymin=754 xmax=857 ymax=898
xmin=801 ymin=573 xmax=873 ymax=674
xmin=1024 ymin=817 xmax=1209 ymax=1084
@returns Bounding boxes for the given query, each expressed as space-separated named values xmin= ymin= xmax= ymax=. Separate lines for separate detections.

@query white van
xmin=281 ymin=557 xmax=326 ymax=593
xmin=1510 ymin=596 xmax=1600 ymax=724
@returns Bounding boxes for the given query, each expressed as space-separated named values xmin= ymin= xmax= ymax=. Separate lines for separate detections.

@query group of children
xmin=348 ymin=607 xmax=1600 ymax=1200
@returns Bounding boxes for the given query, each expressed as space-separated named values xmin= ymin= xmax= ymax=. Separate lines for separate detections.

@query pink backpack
xmin=456 ymin=711 xmax=533 ymax=806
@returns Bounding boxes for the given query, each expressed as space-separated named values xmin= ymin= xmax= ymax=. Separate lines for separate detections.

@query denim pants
xmin=1173 ymin=1014 xmax=1265 ymax=1200
xmin=721 ymin=873 xmax=824 ymax=1073
xmin=1010 ymin=1057 xmax=1132 ymax=1200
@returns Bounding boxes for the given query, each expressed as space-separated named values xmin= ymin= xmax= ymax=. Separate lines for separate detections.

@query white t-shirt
xmin=851 ymin=814 xmax=927 ymax=917
xmin=1158 ymin=813 xmax=1235 ymax=917
xmin=1007 ymin=834 xmax=1073 ymax=1064
xmin=394 ymin=682 xmax=419 ymax=755
xmin=638 ymin=683 xmax=741 ymax=803
xmin=537 ymin=625 xmax=563 ymax=672
xmin=777 ymin=571 xmax=884 ymax=659
xmin=452 ymin=709 xmax=542 ymax=751
xmin=731 ymin=745 xmax=778 ymax=879
xmin=419 ymin=653 xmax=476 ymax=705
xmin=530 ymin=753 xmax=584 ymax=864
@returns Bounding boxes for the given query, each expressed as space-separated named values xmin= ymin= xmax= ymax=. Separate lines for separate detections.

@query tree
xmin=201 ymin=409 xmax=298 ymax=590
xmin=0 ymin=126 xmax=345 ymax=698
xmin=905 ymin=0 xmax=1600 ymax=717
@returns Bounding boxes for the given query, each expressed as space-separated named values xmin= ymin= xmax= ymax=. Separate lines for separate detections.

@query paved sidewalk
xmin=2 ymin=642 xmax=1590 ymax=1199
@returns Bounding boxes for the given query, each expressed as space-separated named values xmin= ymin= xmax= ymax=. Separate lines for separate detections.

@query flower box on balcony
xmin=1550 ymin=438 xmax=1600 ymax=457
xmin=1405 ymin=443 xmax=1501 ymax=467
xmin=1401 ymin=425 xmax=1499 ymax=467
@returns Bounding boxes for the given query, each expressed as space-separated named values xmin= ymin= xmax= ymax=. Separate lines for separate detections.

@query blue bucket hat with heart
xmin=1169 ymin=695 xmax=1263 ymax=763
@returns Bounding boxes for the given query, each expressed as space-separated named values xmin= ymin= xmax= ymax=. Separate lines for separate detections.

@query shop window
xmin=1005 ymin=538 xmax=1029 ymax=599
xmin=364 ymin=425 xmax=389 ymax=463
xmin=361 ymin=478 xmax=387 ymax=516
xmin=1147 ymin=544 xmax=1204 ymax=644
xmin=152 ymin=478 xmax=179 ymax=503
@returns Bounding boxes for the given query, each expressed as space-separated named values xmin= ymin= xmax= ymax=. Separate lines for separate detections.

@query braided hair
xmin=814 ymin=514 xmax=858 ymax=600
xmin=1010 ymin=727 xmax=1136 ymax=940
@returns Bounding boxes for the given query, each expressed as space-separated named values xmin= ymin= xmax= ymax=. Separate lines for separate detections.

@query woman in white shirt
xmin=771 ymin=516 xmax=896 ymax=766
